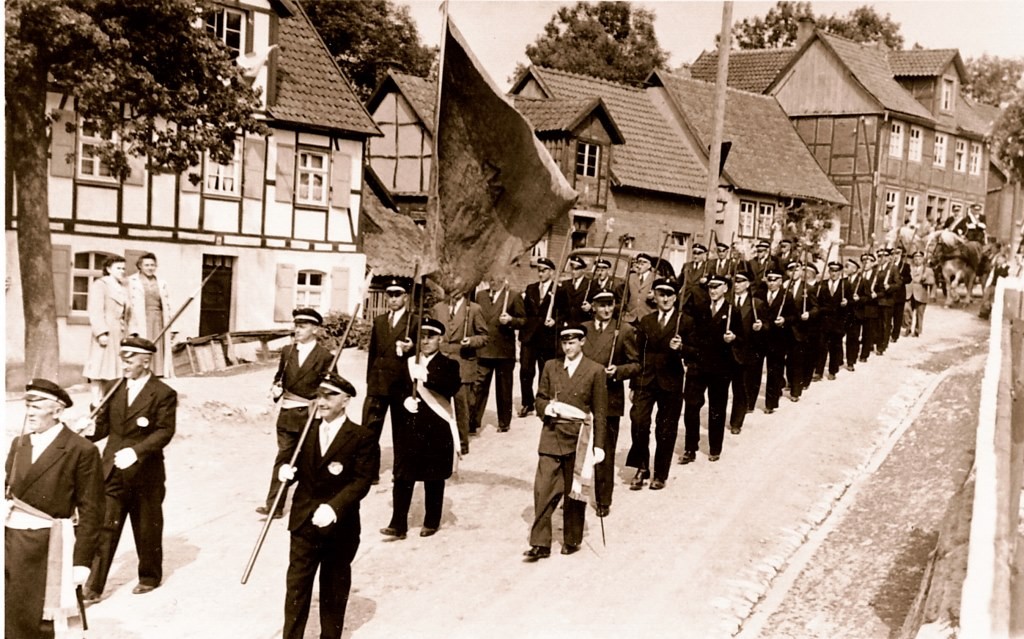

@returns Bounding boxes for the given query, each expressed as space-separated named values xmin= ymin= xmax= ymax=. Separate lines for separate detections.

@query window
xmin=575 ymin=142 xmax=600 ymax=178
xmin=739 ymin=200 xmax=756 ymax=237
xmin=739 ymin=201 xmax=774 ymax=239
xmin=530 ymin=237 xmax=549 ymax=259
xmin=954 ymin=139 xmax=967 ymax=172
xmin=933 ymin=133 xmax=947 ymax=168
xmin=941 ymin=78 xmax=955 ymax=112
xmin=889 ymin=122 xmax=903 ymax=158
xmin=908 ymin=127 xmax=922 ymax=162
xmin=77 ymin=121 xmax=115 ymax=181
xmin=904 ymin=194 xmax=919 ymax=223
xmin=296 ymin=150 xmax=328 ymax=206
xmin=885 ymin=190 xmax=900 ymax=227
xmin=204 ymin=144 xmax=240 ymax=196
xmin=757 ymin=203 xmax=776 ymax=240
xmin=71 ymin=252 xmax=115 ymax=313
xmin=969 ymin=143 xmax=982 ymax=175
xmin=571 ymin=216 xmax=594 ymax=249
xmin=206 ymin=7 xmax=245 ymax=57
xmin=296 ymin=270 xmax=324 ymax=309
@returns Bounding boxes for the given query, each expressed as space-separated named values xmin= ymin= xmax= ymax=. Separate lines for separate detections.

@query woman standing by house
xmin=84 ymin=255 xmax=129 ymax=403
xmin=128 ymin=252 xmax=174 ymax=377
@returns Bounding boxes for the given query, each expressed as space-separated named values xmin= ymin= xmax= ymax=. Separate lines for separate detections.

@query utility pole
xmin=703 ymin=1 xmax=734 ymax=237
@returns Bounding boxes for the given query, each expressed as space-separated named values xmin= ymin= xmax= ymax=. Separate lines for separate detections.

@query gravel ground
xmin=3 ymin=306 xmax=990 ymax=639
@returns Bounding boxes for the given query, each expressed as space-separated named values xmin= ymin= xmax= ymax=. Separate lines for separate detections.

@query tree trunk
xmin=9 ymin=58 xmax=60 ymax=379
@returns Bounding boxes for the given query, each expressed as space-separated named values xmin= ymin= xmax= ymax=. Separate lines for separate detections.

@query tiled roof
xmin=389 ymin=72 xmax=437 ymax=133
xmin=964 ymin=97 xmax=1002 ymax=135
xmin=954 ymin=94 xmax=992 ymax=137
xmin=514 ymin=97 xmax=599 ymax=134
xmin=816 ymin=33 xmax=934 ymax=121
xmin=516 ymin=66 xmax=707 ymax=198
xmin=655 ymin=72 xmax=845 ymax=205
xmin=887 ymin=49 xmax=959 ymax=77
xmin=690 ymin=48 xmax=795 ymax=93
xmin=270 ymin=5 xmax=380 ymax=135
xmin=361 ymin=169 xmax=427 ymax=277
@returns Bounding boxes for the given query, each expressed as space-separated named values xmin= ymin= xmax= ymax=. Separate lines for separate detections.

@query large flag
xmin=427 ymin=18 xmax=577 ymax=295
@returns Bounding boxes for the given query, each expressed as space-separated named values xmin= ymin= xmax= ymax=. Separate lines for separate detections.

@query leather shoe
xmin=730 ymin=426 xmax=741 ymax=435
xmin=380 ymin=527 xmax=407 ymax=540
xmin=561 ymin=543 xmax=581 ymax=555
xmin=419 ymin=527 xmax=438 ymax=537
xmin=628 ymin=469 xmax=649 ymax=490
xmin=255 ymin=506 xmax=284 ymax=519
xmin=678 ymin=451 xmax=696 ymax=465
xmin=827 ymin=373 xmax=836 ymax=380
xmin=764 ymin=407 xmax=776 ymax=414
xmin=709 ymin=454 xmax=721 ymax=462
xmin=517 ymin=405 xmax=534 ymax=417
xmin=649 ymin=478 xmax=665 ymax=490
xmin=811 ymin=374 xmax=823 ymax=382
xmin=595 ymin=504 xmax=610 ymax=518
xmin=460 ymin=443 xmax=469 ymax=455
xmin=789 ymin=395 xmax=800 ymax=402
xmin=497 ymin=425 xmax=510 ymax=433
xmin=132 ymin=583 xmax=158 ymax=595
xmin=522 ymin=545 xmax=550 ymax=561
xmin=80 ymin=588 xmax=102 ymax=604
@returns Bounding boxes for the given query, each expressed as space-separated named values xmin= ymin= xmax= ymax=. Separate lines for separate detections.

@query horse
xmin=925 ymin=230 xmax=981 ymax=307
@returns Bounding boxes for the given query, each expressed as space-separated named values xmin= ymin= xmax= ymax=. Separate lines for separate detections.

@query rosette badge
xmin=137 ymin=417 xmax=150 ymax=428
xmin=328 ymin=462 xmax=344 ymax=475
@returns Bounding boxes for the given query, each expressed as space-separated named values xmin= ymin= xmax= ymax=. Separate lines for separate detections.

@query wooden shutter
xmin=124 ymin=152 xmax=146 ymax=186
xmin=124 ymin=249 xmax=147 ymax=276
xmin=330 ymin=151 xmax=352 ymax=209
xmin=273 ymin=263 xmax=296 ymax=321
xmin=245 ymin=12 xmax=254 ymax=54
xmin=243 ymin=138 xmax=266 ymax=200
xmin=329 ymin=267 xmax=350 ymax=312
xmin=50 ymin=111 xmax=76 ymax=178
xmin=275 ymin=142 xmax=294 ymax=203
xmin=52 ymin=244 xmax=72 ymax=317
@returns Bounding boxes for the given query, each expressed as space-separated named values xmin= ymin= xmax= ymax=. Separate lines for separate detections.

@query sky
xmin=400 ymin=1 xmax=1024 ymax=90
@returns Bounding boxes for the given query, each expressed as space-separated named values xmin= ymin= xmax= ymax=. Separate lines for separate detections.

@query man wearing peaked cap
xmin=259 ymin=308 xmax=334 ymax=518
xmin=561 ymin=255 xmax=592 ymax=324
xmin=729 ymin=266 xmax=766 ymax=428
xmin=6 ymin=379 xmax=103 ymax=636
xmin=277 ymin=369 xmax=379 ymax=639
xmin=817 ymin=259 xmax=848 ymax=381
xmin=432 ymin=289 xmax=488 ymax=454
xmin=82 ymin=333 xmax=178 ymax=601
xmin=748 ymin=240 xmax=777 ymax=295
xmin=473 ymin=273 xmax=526 ymax=435
xmin=586 ymin=258 xmax=621 ymax=305
xmin=682 ymin=244 xmax=711 ymax=309
xmin=519 ymin=257 xmax=564 ymax=417
xmin=905 ymin=249 xmax=936 ymax=337
xmin=622 ymin=252 xmax=656 ymax=324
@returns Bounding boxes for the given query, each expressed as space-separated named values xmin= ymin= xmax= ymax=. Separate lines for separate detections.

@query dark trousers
xmin=454 ymin=383 xmax=475 ymax=448
xmin=388 ymin=479 xmax=445 ymax=532
xmin=846 ymin=318 xmax=863 ymax=365
xmin=88 ymin=464 xmax=166 ymax=594
xmin=265 ymin=406 xmax=308 ymax=512
xmin=627 ymin=385 xmax=683 ymax=481
xmin=786 ymin=341 xmax=810 ymax=398
xmin=284 ymin=522 xmax=359 ymax=639
xmin=519 ymin=341 xmax=554 ymax=409
xmin=473 ymin=358 xmax=515 ymax=431
xmin=728 ymin=363 xmax=748 ymax=429
xmin=594 ymin=416 xmax=620 ymax=507
xmin=529 ymin=453 xmax=585 ymax=548
xmin=824 ymin=331 xmax=845 ymax=375
xmin=5 ymin=528 xmax=54 ymax=639
xmin=362 ymin=395 xmax=395 ymax=440
xmin=891 ymin=300 xmax=906 ymax=342
xmin=683 ymin=365 xmax=730 ymax=456
xmin=813 ymin=333 xmax=827 ymax=377
xmin=744 ymin=354 xmax=765 ymax=412
xmin=878 ymin=306 xmax=893 ymax=352
xmin=764 ymin=348 xmax=787 ymax=410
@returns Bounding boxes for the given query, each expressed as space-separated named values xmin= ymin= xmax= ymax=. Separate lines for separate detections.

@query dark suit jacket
xmin=367 ymin=309 xmax=416 ymax=397
xmin=274 ymin=342 xmax=333 ymax=399
xmin=857 ymin=269 xmax=882 ymax=319
xmin=760 ymin=287 xmax=795 ymax=353
xmin=535 ymin=356 xmax=608 ymax=457
xmin=560 ymin=276 xmax=592 ymax=324
xmin=689 ymin=299 xmax=743 ymax=373
xmin=817 ymin=278 xmax=848 ymax=334
xmin=891 ymin=259 xmax=912 ymax=303
xmin=731 ymin=293 xmax=767 ymax=362
xmin=586 ymin=276 xmax=622 ymax=303
xmin=91 ymin=376 xmax=176 ymax=480
xmin=783 ymin=281 xmax=819 ymax=343
xmin=634 ymin=308 xmax=691 ymax=392
xmin=520 ymin=281 xmax=562 ymax=345
xmin=477 ymin=287 xmax=525 ymax=360
xmin=287 ymin=417 xmax=379 ymax=533
xmin=6 ymin=426 xmax=104 ymax=566
xmin=581 ymin=320 xmax=640 ymax=416
xmin=391 ymin=352 xmax=462 ymax=480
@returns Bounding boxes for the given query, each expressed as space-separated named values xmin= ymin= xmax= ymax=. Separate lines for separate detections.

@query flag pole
xmin=427 ymin=0 xmax=451 ymax=282
xmin=703 ymin=1 xmax=733 ymax=239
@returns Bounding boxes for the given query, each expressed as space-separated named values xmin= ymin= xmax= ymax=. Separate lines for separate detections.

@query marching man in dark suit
xmin=82 ymin=336 xmax=176 ymax=601
xmin=783 ymin=262 xmax=819 ymax=402
xmin=760 ymin=268 xmax=793 ymax=414
xmin=6 ymin=379 xmax=103 ymax=638
xmin=259 ymin=308 xmax=333 ymax=518
xmin=728 ymin=268 xmax=764 ymax=432
xmin=276 ymin=372 xmax=379 ymax=639
xmin=585 ymin=258 xmax=621 ymax=305
xmin=560 ymin=255 xmax=592 ymax=324
xmin=818 ymin=261 xmax=850 ymax=380
xmin=681 ymin=243 xmax=711 ymax=310
xmin=524 ymin=324 xmax=607 ymax=561
xmin=581 ymin=291 xmax=640 ymax=517
xmin=473 ymin=275 xmax=525 ymax=433
xmin=843 ymin=258 xmax=864 ymax=371
xmin=433 ymin=292 xmax=488 ymax=454
xmin=381 ymin=318 xmax=462 ymax=540
xmin=518 ymin=258 xmax=561 ymax=417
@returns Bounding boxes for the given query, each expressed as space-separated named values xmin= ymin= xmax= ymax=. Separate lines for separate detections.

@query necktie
xmin=390 ymin=312 xmax=396 ymax=328
xmin=320 ymin=421 xmax=332 ymax=455
xmin=768 ymin=291 xmax=776 ymax=305
xmin=659 ymin=313 xmax=668 ymax=328
xmin=597 ymin=321 xmax=605 ymax=332
xmin=737 ymin=295 xmax=745 ymax=308
xmin=830 ymin=281 xmax=837 ymax=295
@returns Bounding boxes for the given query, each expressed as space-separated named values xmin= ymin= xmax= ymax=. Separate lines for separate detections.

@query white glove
xmin=72 ymin=566 xmax=91 ymax=586
xmin=544 ymin=403 xmax=559 ymax=417
xmin=408 ymin=363 xmax=428 ymax=382
xmin=270 ymin=383 xmax=283 ymax=400
xmin=113 ymin=448 xmax=138 ymax=470
xmin=403 ymin=396 xmax=420 ymax=413
xmin=311 ymin=504 xmax=337 ymax=528
xmin=593 ymin=447 xmax=605 ymax=464
xmin=74 ymin=416 xmax=96 ymax=437
xmin=277 ymin=464 xmax=296 ymax=483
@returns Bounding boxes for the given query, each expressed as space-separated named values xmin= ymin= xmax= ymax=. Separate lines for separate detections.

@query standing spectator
xmin=127 ymin=253 xmax=175 ymax=377
xmin=518 ymin=258 xmax=560 ymax=417
xmin=258 ymin=308 xmax=333 ymax=519
xmin=84 ymin=255 xmax=129 ymax=405
xmin=81 ymin=336 xmax=176 ymax=602
xmin=381 ymin=318 xmax=461 ymax=540
xmin=5 ymin=379 xmax=103 ymax=638
xmin=905 ymin=251 xmax=936 ymax=335
xmin=979 ymin=243 xmax=1011 ymax=320
xmin=473 ymin=276 xmax=525 ymax=433
xmin=277 ymin=372 xmax=378 ymax=639
xmin=433 ymin=292 xmax=488 ymax=454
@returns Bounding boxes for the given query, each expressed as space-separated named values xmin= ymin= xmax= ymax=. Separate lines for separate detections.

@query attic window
xmin=941 ymin=78 xmax=955 ymax=112
xmin=576 ymin=142 xmax=600 ymax=178
xmin=206 ymin=7 xmax=246 ymax=57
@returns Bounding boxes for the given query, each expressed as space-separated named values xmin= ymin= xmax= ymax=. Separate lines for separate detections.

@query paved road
xmin=4 ymin=306 xmax=989 ymax=638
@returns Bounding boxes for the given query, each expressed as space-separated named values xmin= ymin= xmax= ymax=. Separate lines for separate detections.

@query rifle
xmin=545 ymin=214 xmax=576 ymax=325
xmin=725 ymin=232 xmax=737 ymax=328
xmin=583 ymin=217 xmax=614 ymax=300
xmin=402 ymin=261 xmax=421 ymax=342
xmin=241 ymin=270 xmax=374 ymax=584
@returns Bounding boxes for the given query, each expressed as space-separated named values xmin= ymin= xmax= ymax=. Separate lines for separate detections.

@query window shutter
xmin=330 ymin=151 xmax=352 ymax=209
xmin=245 ymin=12 xmax=254 ymax=54
xmin=52 ymin=244 xmax=71 ymax=317
xmin=50 ymin=111 xmax=76 ymax=178
xmin=124 ymin=152 xmax=146 ymax=186
xmin=275 ymin=142 xmax=295 ymax=203
xmin=329 ymin=267 xmax=350 ymax=313
xmin=274 ymin=263 xmax=296 ymax=321
xmin=124 ymin=249 xmax=148 ymax=276
xmin=243 ymin=138 xmax=266 ymax=200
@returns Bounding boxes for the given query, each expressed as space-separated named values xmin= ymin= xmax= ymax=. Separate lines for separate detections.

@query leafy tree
xmin=964 ymin=54 xmax=1024 ymax=107
xmin=730 ymin=2 xmax=903 ymax=50
xmin=992 ymin=95 xmax=1024 ymax=182
xmin=816 ymin=6 xmax=904 ymax=49
xmin=520 ymin=1 xmax=669 ymax=86
xmin=6 ymin=0 xmax=265 ymax=378
xmin=301 ymin=0 xmax=436 ymax=100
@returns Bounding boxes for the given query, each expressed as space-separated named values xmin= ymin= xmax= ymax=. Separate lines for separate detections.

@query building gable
xmin=770 ymin=39 xmax=881 ymax=116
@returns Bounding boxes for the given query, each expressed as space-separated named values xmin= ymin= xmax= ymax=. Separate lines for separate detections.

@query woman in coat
xmin=83 ymin=255 xmax=129 ymax=403
xmin=127 ymin=253 xmax=174 ymax=377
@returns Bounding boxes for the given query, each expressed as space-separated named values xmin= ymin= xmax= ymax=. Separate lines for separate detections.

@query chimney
xmin=796 ymin=17 xmax=815 ymax=46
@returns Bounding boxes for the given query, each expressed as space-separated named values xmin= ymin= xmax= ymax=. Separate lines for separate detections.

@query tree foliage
xmin=301 ymin=0 xmax=436 ymax=100
xmin=730 ymin=2 xmax=904 ymax=50
xmin=521 ymin=1 xmax=669 ymax=86
xmin=992 ymin=94 xmax=1024 ymax=182
xmin=964 ymin=54 xmax=1024 ymax=107
xmin=6 ymin=0 xmax=265 ymax=376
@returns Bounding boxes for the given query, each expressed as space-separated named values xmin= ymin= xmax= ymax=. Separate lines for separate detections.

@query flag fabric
xmin=427 ymin=18 xmax=577 ymax=295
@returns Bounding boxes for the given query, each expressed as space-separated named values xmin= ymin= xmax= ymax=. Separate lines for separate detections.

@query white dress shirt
xmin=319 ymin=413 xmax=346 ymax=455
xmin=294 ymin=339 xmax=316 ymax=368
xmin=126 ymin=373 xmax=151 ymax=406
xmin=563 ymin=354 xmax=582 ymax=378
